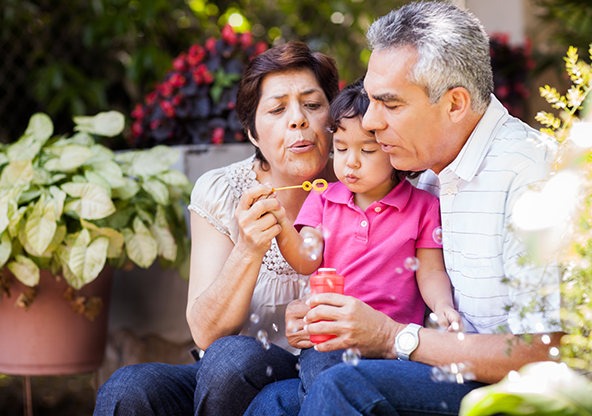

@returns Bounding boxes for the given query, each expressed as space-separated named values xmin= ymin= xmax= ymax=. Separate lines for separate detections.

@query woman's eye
xmin=270 ymin=107 xmax=284 ymax=114
xmin=305 ymin=103 xmax=321 ymax=110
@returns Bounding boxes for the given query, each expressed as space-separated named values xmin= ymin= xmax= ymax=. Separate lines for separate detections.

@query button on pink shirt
xmin=295 ymin=179 xmax=442 ymax=325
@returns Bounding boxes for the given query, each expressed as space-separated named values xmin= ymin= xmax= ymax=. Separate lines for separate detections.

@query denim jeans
xmin=299 ymin=359 xmax=489 ymax=416
xmin=297 ymin=347 xmax=345 ymax=404
xmin=93 ymin=335 xmax=299 ymax=416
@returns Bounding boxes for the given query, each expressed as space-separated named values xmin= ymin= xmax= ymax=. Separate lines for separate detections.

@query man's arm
xmin=305 ymin=293 xmax=562 ymax=384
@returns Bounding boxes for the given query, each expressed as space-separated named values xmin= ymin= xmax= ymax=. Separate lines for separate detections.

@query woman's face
xmin=251 ymin=69 xmax=332 ymax=181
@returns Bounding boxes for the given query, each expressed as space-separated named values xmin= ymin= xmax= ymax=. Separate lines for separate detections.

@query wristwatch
xmin=395 ymin=323 xmax=422 ymax=361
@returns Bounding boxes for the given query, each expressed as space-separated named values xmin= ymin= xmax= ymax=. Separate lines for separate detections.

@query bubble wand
xmin=272 ymin=179 xmax=328 ymax=192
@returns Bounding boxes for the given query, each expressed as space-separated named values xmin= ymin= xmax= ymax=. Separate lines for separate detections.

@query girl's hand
xmin=433 ymin=305 xmax=464 ymax=332
xmin=235 ymin=183 xmax=282 ymax=257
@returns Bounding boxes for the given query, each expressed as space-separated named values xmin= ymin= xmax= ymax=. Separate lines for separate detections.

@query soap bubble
xmin=342 ymin=348 xmax=361 ymax=366
xmin=457 ymin=332 xmax=465 ymax=341
xmin=257 ymin=329 xmax=270 ymax=350
xmin=432 ymin=227 xmax=443 ymax=245
xmin=300 ymin=227 xmax=324 ymax=261
xmin=266 ymin=366 xmax=273 ymax=377
xmin=450 ymin=321 xmax=460 ymax=332
xmin=404 ymin=257 xmax=420 ymax=272
xmin=430 ymin=362 xmax=475 ymax=384
xmin=295 ymin=363 xmax=301 ymax=371
xmin=549 ymin=347 xmax=560 ymax=360
xmin=250 ymin=313 xmax=260 ymax=324
xmin=272 ymin=323 xmax=279 ymax=332
xmin=395 ymin=267 xmax=403 ymax=274
xmin=425 ymin=312 xmax=447 ymax=331
xmin=541 ymin=334 xmax=551 ymax=345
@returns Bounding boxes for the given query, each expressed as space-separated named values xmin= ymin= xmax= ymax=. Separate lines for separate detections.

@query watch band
xmin=395 ymin=323 xmax=422 ymax=361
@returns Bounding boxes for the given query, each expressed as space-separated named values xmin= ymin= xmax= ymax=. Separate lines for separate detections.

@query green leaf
xmin=86 ymin=144 xmax=115 ymax=165
xmin=25 ymin=195 xmax=57 ymax=256
xmin=62 ymin=182 xmax=116 ymax=219
xmin=119 ymin=146 xmax=180 ymax=178
xmin=0 ymin=231 xmax=13 ymax=268
xmin=123 ymin=216 xmax=157 ymax=268
xmin=8 ymin=206 xmax=26 ymax=239
xmin=460 ymin=362 xmax=592 ymax=416
xmin=73 ymin=111 xmax=125 ymax=137
xmin=158 ymin=169 xmax=191 ymax=188
xmin=8 ymin=255 xmax=40 ymax=287
xmin=68 ymin=228 xmax=108 ymax=284
xmin=49 ymin=186 xmax=66 ymax=218
xmin=90 ymin=161 xmax=125 ymax=188
xmin=141 ymin=178 xmax=169 ymax=205
xmin=150 ymin=205 xmax=177 ymax=261
xmin=43 ymin=144 xmax=93 ymax=172
xmin=111 ymin=177 xmax=140 ymax=200
xmin=24 ymin=113 xmax=54 ymax=142
xmin=68 ymin=228 xmax=91 ymax=279
xmin=0 ymin=161 xmax=34 ymax=188
xmin=81 ymin=219 xmax=124 ymax=258
xmin=85 ymin=170 xmax=112 ymax=194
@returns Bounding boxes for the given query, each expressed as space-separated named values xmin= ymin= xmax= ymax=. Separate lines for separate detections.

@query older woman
xmin=93 ymin=41 xmax=339 ymax=416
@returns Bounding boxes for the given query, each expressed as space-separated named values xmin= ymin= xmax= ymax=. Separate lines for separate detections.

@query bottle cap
xmin=318 ymin=268 xmax=336 ymax=273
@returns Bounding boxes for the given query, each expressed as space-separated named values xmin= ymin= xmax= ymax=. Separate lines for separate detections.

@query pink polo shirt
xmin=294 ymin=179 xmax=442 ymax=325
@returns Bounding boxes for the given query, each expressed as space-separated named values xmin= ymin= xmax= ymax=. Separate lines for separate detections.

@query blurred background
xmin=1 ymin=0 xmax=591 ymax=414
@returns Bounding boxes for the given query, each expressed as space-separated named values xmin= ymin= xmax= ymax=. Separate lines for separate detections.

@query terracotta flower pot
xmin=0 ymin=267 xmax=113 ymax=375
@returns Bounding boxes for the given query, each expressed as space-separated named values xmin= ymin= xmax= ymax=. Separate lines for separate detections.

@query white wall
xmin=465 ymin=0 xmax=526 ymax=45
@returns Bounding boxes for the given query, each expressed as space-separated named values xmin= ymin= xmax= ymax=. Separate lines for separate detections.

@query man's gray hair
xmin=367 ymin=1 xmax=493 ymax=114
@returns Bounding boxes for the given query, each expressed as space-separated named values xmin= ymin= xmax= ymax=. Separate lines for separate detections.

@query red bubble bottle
xmin=309 ymin=268 xmax=344 ymax=344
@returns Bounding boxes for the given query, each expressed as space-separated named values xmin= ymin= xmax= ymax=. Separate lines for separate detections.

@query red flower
xmin=496 ymin=84 xmax=509 ymax=99
xmin=187 ymin=44 xmax=205 ymax=67
xmin=149 ymin=120 xmax=161 ymax=130
xmin=169 ymin=73 xmax=187 ymax=87
xmin=338 ymin=79 xmax=347 ymax=91
xmin=205 ymin=37 xmax=217 ymax=54
xmin=172 ymin=94 xmax=183 ymax=106
xmin=254 ymin=41 xmax=268 ymax=56
xmin=145 ymin=91 xmax=157 ymax=105
xmin=221 ymin=24 xmax=238 ymax=46
xmin=131 ymin=103 xmax=144 ymax=119
xmin=131 ymin=120 xmax=144 ymax=137
xmin=227 ymin=101 xmax=235 ymax=110
xmin=234 ymin=131 xmax=245 ymax=142
xmin=157 ymin=82 xmax=174 ymax=98
xmin=202 ymin=70 xmax=214 ymax=84
xmin=212 ymin=127 xmax=224 ymax=144
xmin=173 ymin=54 xmax=187 ymax=71
xmin=240 ymin=32 xmax=253 ymax=48
xmin=160 ymin=100 xmax=176 ymax=118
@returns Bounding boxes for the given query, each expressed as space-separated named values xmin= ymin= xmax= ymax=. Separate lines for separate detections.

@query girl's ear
xmin=445 ymin=87 xmax=472 ymax=123
xmin=247 ymin=130 xmax=259 ymax=148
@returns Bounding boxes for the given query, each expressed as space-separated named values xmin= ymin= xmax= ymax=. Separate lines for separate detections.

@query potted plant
xmin=0 ymin=110 xmax=192 ymax=375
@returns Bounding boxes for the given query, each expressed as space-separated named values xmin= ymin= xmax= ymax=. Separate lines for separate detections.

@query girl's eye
xmin=362 ymin=149 xmax=377 ymax=154
xmin=335 ymin=148 xmax=347 ymax=153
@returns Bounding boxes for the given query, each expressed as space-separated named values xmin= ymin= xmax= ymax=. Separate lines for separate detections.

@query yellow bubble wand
xmin=272 ymin=179 xmax=328 ymax=192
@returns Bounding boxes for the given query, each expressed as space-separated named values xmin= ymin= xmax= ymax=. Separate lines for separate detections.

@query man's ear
xmin=247 ymin=130 xmax=259 ymax=148
xmin=446 ymin=87 xmax=472 ymax=123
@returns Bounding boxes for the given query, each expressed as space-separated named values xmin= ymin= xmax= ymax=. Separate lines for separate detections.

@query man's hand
xmin=304 ymin=293 xmax=403 ymax=359
xmin=285 ymin=297 xmax=314 ymax=349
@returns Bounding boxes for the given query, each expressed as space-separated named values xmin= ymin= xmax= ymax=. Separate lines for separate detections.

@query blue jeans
xmin=297 ymin=347 xmax=345 ymax=404
xmin=245 ymin=360 xmax=488 ymax=416
xmin=93 ymin=335 xmax=299 ymax=416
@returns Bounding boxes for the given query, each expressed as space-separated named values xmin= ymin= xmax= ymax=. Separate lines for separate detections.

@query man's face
xmin=363 ymin=47 xmax=454 ymax=174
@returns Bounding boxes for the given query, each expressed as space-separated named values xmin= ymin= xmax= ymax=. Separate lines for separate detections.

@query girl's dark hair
xmin=236 ymin=41 xmax=339 ymax=168
xmin=329 ymin=77 xmax=423 ymax=180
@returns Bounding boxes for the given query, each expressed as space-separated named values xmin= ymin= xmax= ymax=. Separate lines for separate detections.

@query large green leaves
xmin=62 ymin=182 xmax=116 ymax=219
xmin=150 ymin=205 xmax=177 ymax=262
xmin=116 ymin=145 xmax=180 ymax=178
xmin=0 ymin=161 xmax=34 ymax=188
xmin=44 ymin=144 xmax=93 ymax=172
xmin=8 ymin=255 xmax=40 ymax=287
xmin=24 ymin=194 xmax=57 ymax=256
xmin=7 ymin=113 xmax=53 ymax=162
xmin=460 ymin=362 xmax=592 ymax=416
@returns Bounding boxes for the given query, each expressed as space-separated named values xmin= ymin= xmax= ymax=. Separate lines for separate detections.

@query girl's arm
xmin=273 ymin=204 xmax=322 ymax=275
xmin=415 ymin=247 xmax=462 ymax=330
xmin=186 ymin=185 xmax=283 ymax=350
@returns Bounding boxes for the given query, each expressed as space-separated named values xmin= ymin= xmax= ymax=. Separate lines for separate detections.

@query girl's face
xmin=333 ymin=117 xmax=397 ymax=206
xmin=251 ymin=69 xmax=332 ymax=182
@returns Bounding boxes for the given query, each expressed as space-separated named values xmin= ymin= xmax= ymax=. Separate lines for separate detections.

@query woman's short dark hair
xmin=236 ymin=41 xmax=339 ymax=167
xmin=329 ymin=77 xmax=423 ymax=180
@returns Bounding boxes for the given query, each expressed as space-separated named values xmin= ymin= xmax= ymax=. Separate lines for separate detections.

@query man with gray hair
xmin=245 ymin=2 xmax=562 ymax=415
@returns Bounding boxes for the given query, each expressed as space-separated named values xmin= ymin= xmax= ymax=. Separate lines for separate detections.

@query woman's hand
xmin=285 ymin=297 xmax=314 ymax=349
xmin=235 ymin=183 xmax=283 ymax=258
xmin=304 ymin=293 xmax=402 ymax=359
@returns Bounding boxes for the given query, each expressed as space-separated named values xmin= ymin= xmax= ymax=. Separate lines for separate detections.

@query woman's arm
xmin=415 ymin=247 xmax=462 ymax=329
xmin=186 ymin=185 xmax=282 ymax=350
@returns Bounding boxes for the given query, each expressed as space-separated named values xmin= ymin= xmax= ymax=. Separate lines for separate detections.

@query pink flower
xmin=254 ymin=41 xmax=268 ymax=56
xmin=173 ymin=54 xmax=187 ymax=71
xmin=157 ymin=82 xmax=174 ymax=98
xmin=149 ymin=120 xmax=161 ymax=130
xmin=145 ymin=91 xmax=157 ymax=105
xmin=240 ymin=32 xmax=253 ymax=48
xmin=160 ymin=100 xmax=175 ymax=118
xmin=131 ymin=103 xmax=144 ymax=119
xmin=338 ymin=80 xmax=347 ymax=91
xmin=222 ymin=24 xmax=238 ymax=46
xmin=169 ymin=73 xmax=187 ymax=87
xmin=131 ymin=120 xmax=144 ymax=136
xmin=187 ymin=44 xmax=205 ymax=67
xmin=205 ymin=37 xmax=217 ymax=54
xmin=496 ymin=84 xmax=509 ymax=99
xmin=227 ymin=101 xmax=235 ymax=110
xmin=212 ymin=127 xmax=224 ymax=144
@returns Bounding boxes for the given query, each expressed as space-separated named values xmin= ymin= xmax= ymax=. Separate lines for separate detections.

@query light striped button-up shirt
xmin=417 ymin=95 xmax=561 ymax=335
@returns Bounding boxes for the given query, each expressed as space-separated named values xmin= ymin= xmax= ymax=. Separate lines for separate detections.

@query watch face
xmin=399 ymin=333 xmax=417 ymax=350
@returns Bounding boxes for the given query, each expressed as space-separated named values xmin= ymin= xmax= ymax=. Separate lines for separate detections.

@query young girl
xmin=271 ymin=78 xmax=461 ymax=401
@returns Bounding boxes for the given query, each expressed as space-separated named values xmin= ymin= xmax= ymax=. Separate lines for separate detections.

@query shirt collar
xmin=324 ymin=179 xmax=414 ymax=211
xmin=446 ymin=94 xmax=509 ymax=182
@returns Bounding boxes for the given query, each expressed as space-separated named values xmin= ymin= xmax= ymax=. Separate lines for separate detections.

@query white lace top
xmin=188 ymin=156 xmax=309 ymax=354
